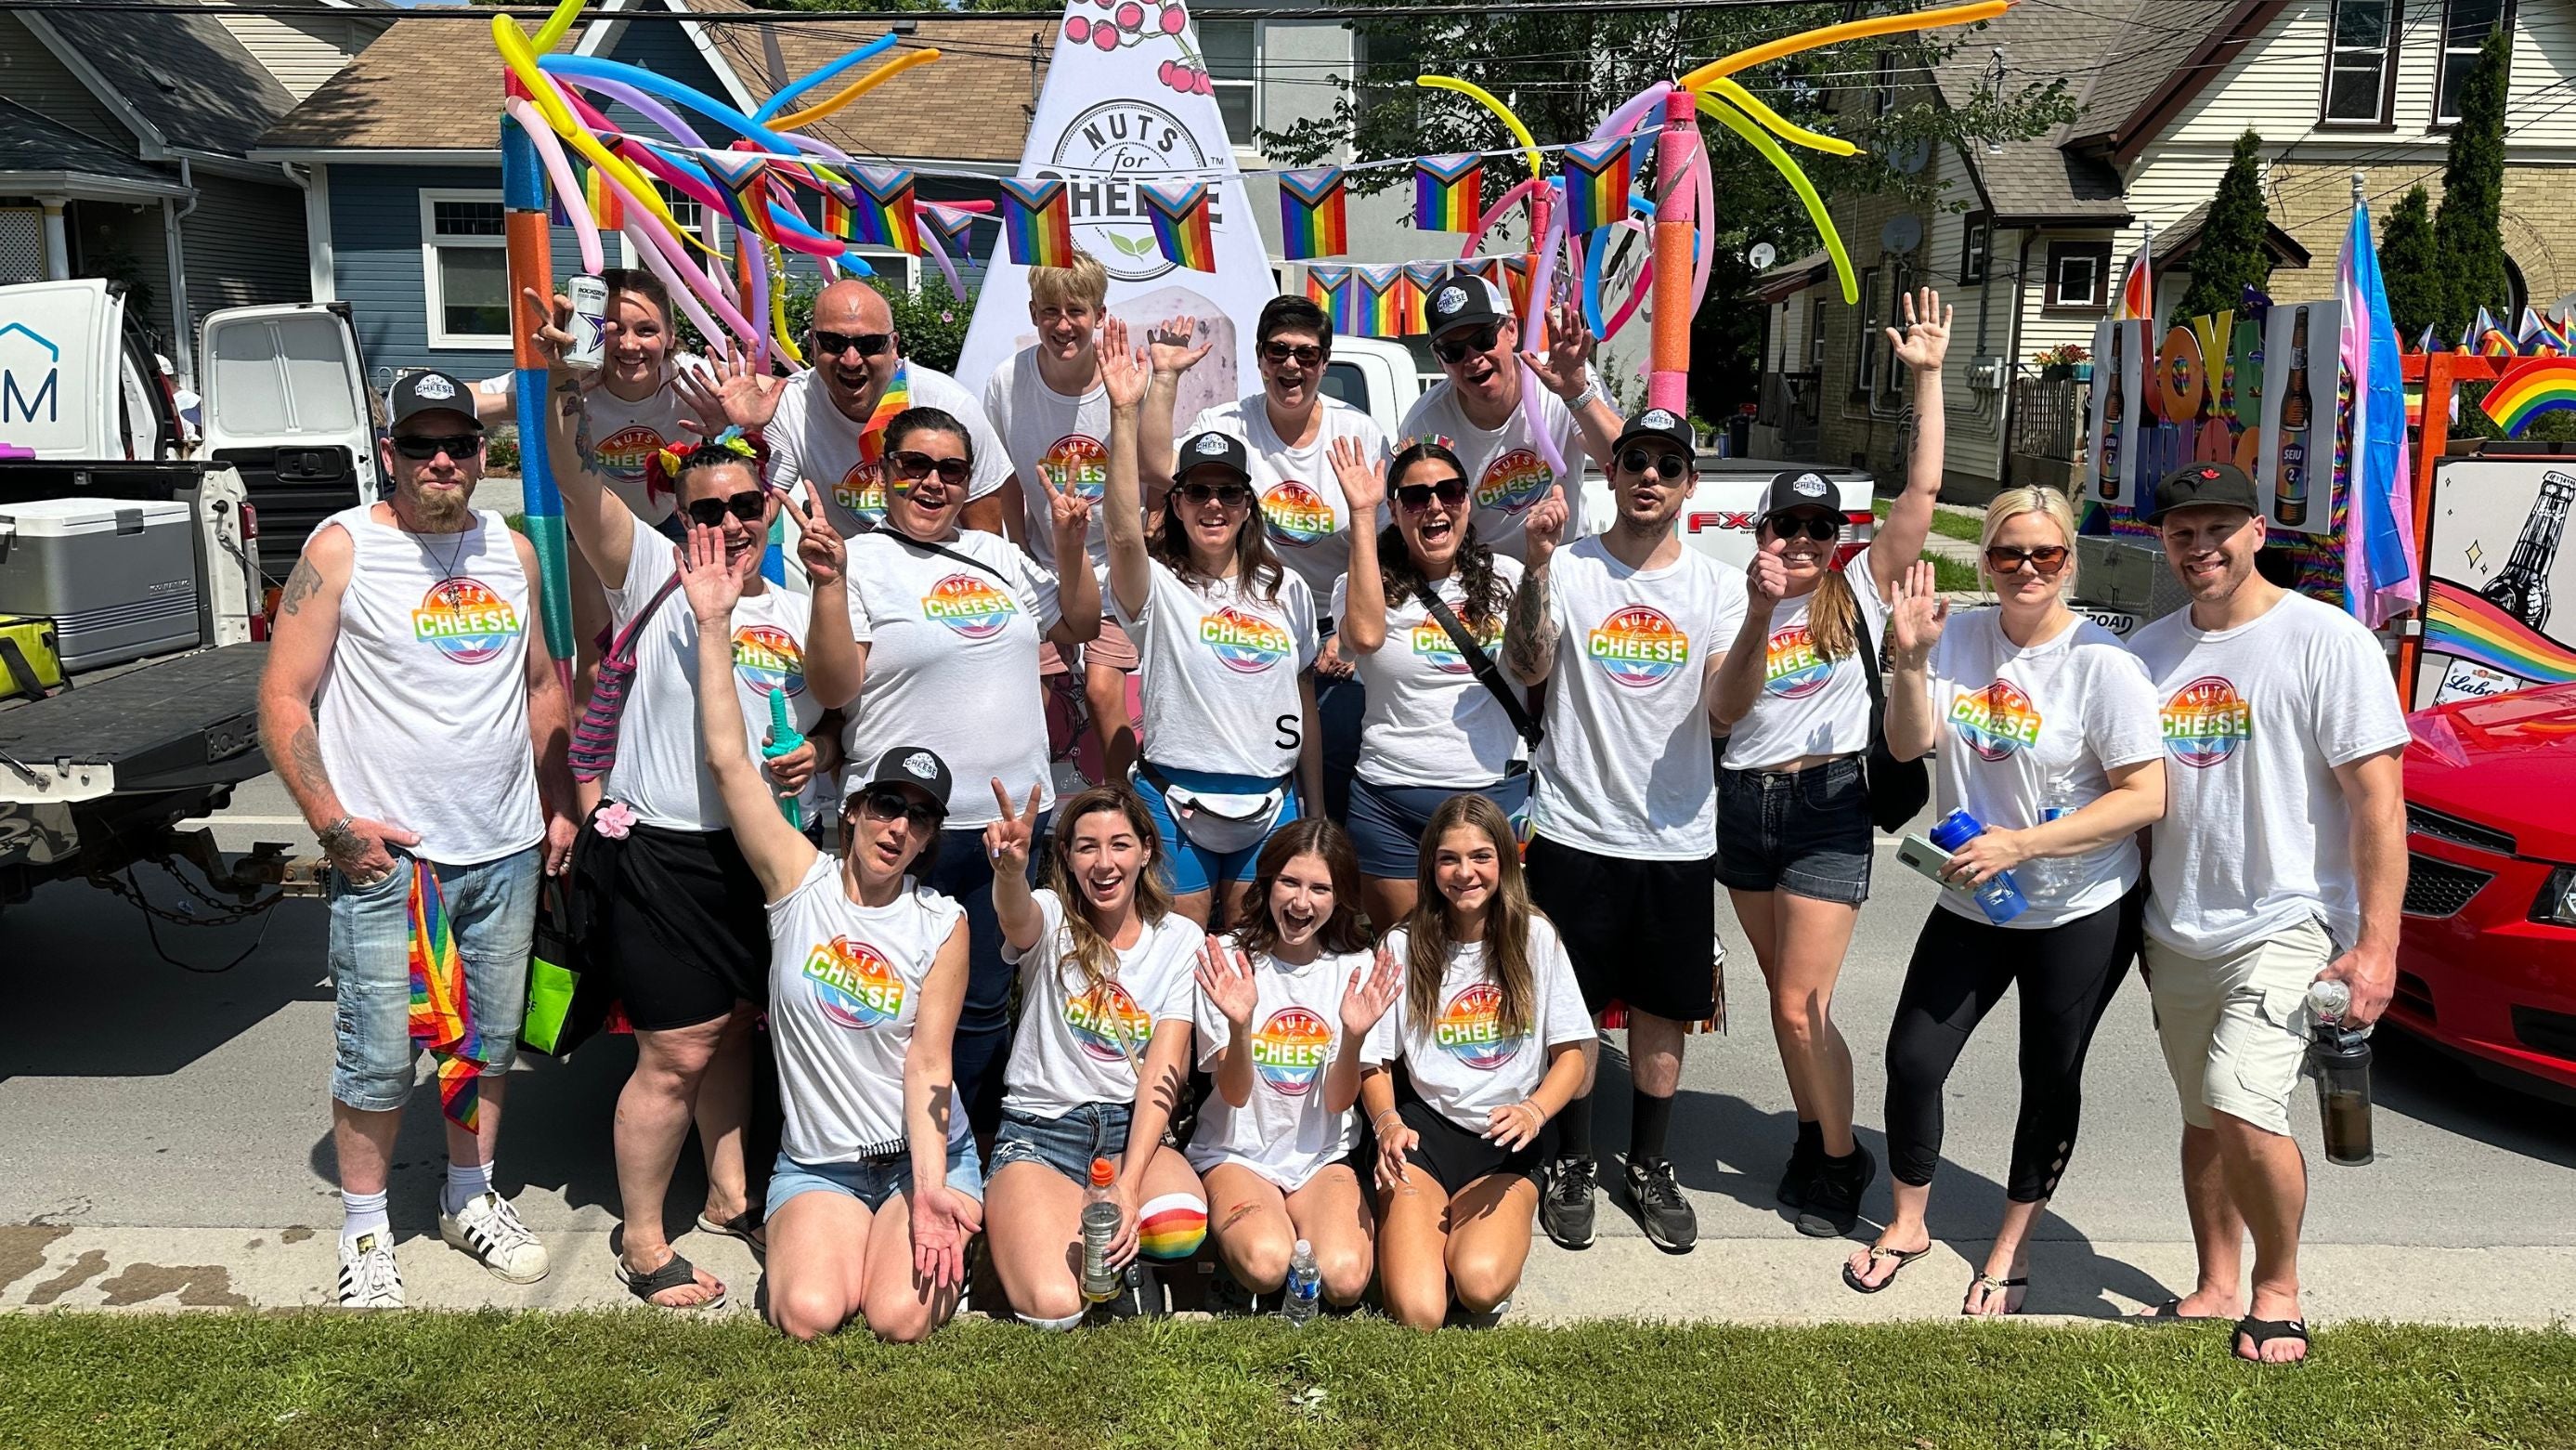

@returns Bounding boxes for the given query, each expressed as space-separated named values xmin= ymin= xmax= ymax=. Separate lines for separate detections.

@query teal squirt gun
xmin=762 ymin=686 xmax=805 ymax=830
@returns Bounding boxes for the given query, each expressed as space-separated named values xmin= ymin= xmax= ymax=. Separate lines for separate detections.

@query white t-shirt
xmin=1115 ymin=559 xmax=1319 ymax=779
xmin=1186 ymin=395 xmax=1391 ymax=603
xmin=1721 ymin=546 xmax=1893 ymax=770
xmin=842 ymin=528 xmax=1060 ymax=829
xmin=1332 ymin=558 xmax=1526 ymax=788
xmin=1188 ymin=938 xmax=1373 ymax=1190
xmin=600 ymin=528 xmax=823 ymax=832
xmin=765 ymin=362 xmax=1008 ymax=536
xmin=1001 ymin=889 xmax=1207 ymax=1120
xmin=1360 ymin=918 xmax=1592 ymax=1132
xmin=1923 ymin=609 xmax=2163 ymax=929
xmin=765 ymin=856 xmax=969 ymax=1165
xmin=476 ymin=369 xmax=693 ymax=526
xmin=982 ymin=346 xmax=1112 ymax=576
xmin=1530 ymin=536 xmax=1747 ymax=858
xmin=2130 ymin=590 xmax=2408 ymax=958
xmin=1398 ymin=380 xmax=1587 ymax=563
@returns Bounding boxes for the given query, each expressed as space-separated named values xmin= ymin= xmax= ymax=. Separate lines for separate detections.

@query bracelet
xmin=317 ymin=816 xmax=356 ymax=851
xmin=1373 ymin=1108 xmax=1405 ymax=1132
xmin=1563 ymin=376 xmax=1602 ymax=410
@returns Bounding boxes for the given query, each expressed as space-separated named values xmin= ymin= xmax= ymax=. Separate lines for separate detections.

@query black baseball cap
xmin=2143 ymin=461 xmax=2262 ymax=524
xmin=847 ymin=745 xmax=952 ymax=816
xmin=1611 ymin=406 xmax=1695 ymax=461
xmin=1759 ymin=468 xmax=1841 ymax=519
xmin=1424 ymin=274 xmax=1510 ymax=337
xmin=387 ymin=370 xmax=484 ymax=433
xmin=1174 ymin=429 xmax=1251 ymax=483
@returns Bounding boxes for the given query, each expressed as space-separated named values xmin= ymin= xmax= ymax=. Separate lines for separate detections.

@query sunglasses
xmin=683 ymin=490 xmax=769 ymax=528
xmin=812 ymin=329 xmax=894 ymax=360
xmin=1984 ymin=544 xmax=2071 ymax=576
xmin=1397 ymin=477 xmax=1469 ymax=512
xmin=1764 ymin=514 xmax=1841 ymax=542
xmin=392 ymin=433 xmax=481 ymax=461
xmin=1260 ymin=340 xmax=1325 ymax=368
xmin=853 ymin=787 xmax=943 ymax=829
xmin=1619 ymin=449 xmax=1690 ymax=478
xmin=884 ymin=450 xmax=972 ymax=488
xmin=1176 ymin=479 xmax=1254 ymax=507
xmin=1431 ymin=324 xmax=1503 ymax=365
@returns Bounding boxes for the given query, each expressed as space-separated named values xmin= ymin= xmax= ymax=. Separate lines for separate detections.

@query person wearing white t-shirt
xmin=1101 ymin=320 xmax=1323 ymax=929
xmin=2126 ymin=461 xmax=2407 ymax=1366
xmin=1359 ymin=793 xmax=1594 ymax=1330
xmin=1333 ymin=436 xmax=1536 ymax=927
xmin=983 ymin=786 xmax=1213 ymax=1328
xmin=1396 ymin=276 xmax=1623 ymax=564
xmin=1190 ymin=820 xmax=1402 ymax=1315
xmin=1709 ymin=287 xmax=1953 ymax=1240
xmin=1507 ymin=407 xmax=1745 ymax=1258
xmin=675 ymin=528 xmax=979 ymax=1341
xmin=1845 ymin=490 xmax=2166 ymax=1314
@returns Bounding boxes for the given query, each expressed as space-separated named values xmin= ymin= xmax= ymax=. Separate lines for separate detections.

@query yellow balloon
xmin=1696 ymin=94 xmax=1857 ymax=305
xmin=771 ymin=49 xmax=942 ymax=132
xmin=1699 ymin=75 xmax=1857 ymax=157
xmin=766 ymin=242 xmax=808 ymax=369
xmin=1417 ymin=75 xmax=1542 ymax=182
xmin=492 ymin=14 xmax=720 ymax=263
xmin=530 ymin=0 xmax=584 ymax=55
xmin=1681 ymin=0 xmax=2009 ymax=91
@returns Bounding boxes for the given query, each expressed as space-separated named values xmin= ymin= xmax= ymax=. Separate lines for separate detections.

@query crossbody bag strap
xmin=605 ymin=571 xmax=686 ymax=666
xmin=1412 ymin=581 xmax=1543 ymax=748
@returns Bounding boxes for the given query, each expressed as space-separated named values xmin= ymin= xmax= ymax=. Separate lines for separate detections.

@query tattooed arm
xmin=1504 ymin=485 xmax=1569 ymax=687
xmin=257 ymin=526 xmax=417 ymax=881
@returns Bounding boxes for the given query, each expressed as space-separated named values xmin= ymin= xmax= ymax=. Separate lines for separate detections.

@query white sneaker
xmin=335 ymin=1232 xmax=406 ymax=1309
xmin=439 ymin=1191 xmax=551 ymax=1284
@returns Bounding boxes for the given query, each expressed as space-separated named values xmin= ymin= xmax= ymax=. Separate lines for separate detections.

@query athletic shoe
xmin=1795 ymin=1145 xmax=1878 ymax=1238
xmin=1445 ymin=1297 xmax=1512 ymax=1329
xmin=1539 ymin=1156 xmax=1598 ymax=1249
xmin=1776 ymin=1123 xmax=1823 ymax=1208
xmin=1624 ymin=1156 xmax=1698 ymax=1253
xmin=335 ymin=1232 xmax=405 ymax=1310
xmin=1203 ymin=1270 xmax=1266 ymax=1318
xmin=439 ymin=1191 xmax=551 ymax=1284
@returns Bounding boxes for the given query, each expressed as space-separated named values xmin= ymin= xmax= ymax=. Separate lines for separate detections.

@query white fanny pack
xmin=1136 ymin=762 xmax=1286 ymax=856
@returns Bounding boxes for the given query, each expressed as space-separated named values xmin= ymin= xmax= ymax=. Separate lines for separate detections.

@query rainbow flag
xmin=1452 ymin=256 xmax=1499 ymax=290
xmin=586 ymin=165 xmax=624 ymax=231
xmin=2424 ymin=580 xmax=2576 ymax=686
xmin=1560 ymin=137 xmax=1632 ymax=236
xmin=999 ymin=176 xmax=1074 ymax=268
xmin=1142 ymin=180 xmax=1216 ymax=273
xmin=1279 ymin=167 xmax=1347 ymax=261
xmin=860 ymin=362 xmax=913 ymax=467
xmin=2479 ymin=357 xmax=2576 ymax=435
xmin=923 ymin=203 xmax=981 ymax=260
xmin=1354 ymin=265 xmax=1410 ymax=338
xmin=1403 ymin=262 xmax=1449 ymax=333
xmin=1306 ymin=263 xmax=1349 ymax=310
xmin=821 ymin=189 xmax=853 ymax=242
xmin=1414 ymin=153 xmax=1482 ymax=233
xmin=406 ymin=862 xmax=487 ymax=1132
xmin=1499 ymin=254 xmax=1533 ymax=317
xmin=851 ymin=166 xmax=921 ymax=254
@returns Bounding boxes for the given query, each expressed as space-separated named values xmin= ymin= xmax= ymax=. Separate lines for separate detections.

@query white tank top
xmin=765 ymin=856 xmax=969 ymax=1166
xmin=313 ymin=504 xmax=544 ymax=866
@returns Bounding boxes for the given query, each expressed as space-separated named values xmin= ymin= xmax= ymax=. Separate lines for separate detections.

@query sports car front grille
xmin=2404 ymin=854 xmax=2494 ymax=919
xmin=2406 ymin=804 xmax=2517 ymax=857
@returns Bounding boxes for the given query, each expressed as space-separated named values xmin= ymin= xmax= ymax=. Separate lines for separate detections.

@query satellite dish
xmin=1891 ymin=135 xmax=1932 ymax=175
xmin=1749 ymin=242 xmax=1777 ymax=270
xmin=1880 ymin=213 xmax=1924 ymax=254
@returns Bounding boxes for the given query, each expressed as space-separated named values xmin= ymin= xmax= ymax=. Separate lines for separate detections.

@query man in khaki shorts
xmin=2127 ymin=462 xmax=2408 ymax=1365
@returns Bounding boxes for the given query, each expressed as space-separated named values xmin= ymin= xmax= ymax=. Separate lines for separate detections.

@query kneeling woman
xmin=985 ymin=783 xmax=1212 ymax=1326
xmin=677 ymin=527 xmax=979 ymax=1344
xmin=1190 ymin=820 xmax=1401 ymax=1312
xmin=1361 ymin=794 xmax=1594 ymax=1330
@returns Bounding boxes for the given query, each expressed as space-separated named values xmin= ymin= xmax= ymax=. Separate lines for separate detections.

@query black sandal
xmin=1841 ymin=1244 xmax=1929 ymax=1294
xmin=696 ymin=1208 xmax=768 ymax=1256
xmin=616 ymin=1249 xmax=726 ymax=1311
xmin=1963 ymin=1274 xmax=2028 ymax=1315
xmin=2233 ymin=1315 xmax=2309 ymax=1363
xmin=2136 ymin=1296 xmax=2223 ymax=1322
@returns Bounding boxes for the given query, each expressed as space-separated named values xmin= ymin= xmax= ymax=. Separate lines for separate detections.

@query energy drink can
xmin=564 ymin=272 xmax=608 ymax=372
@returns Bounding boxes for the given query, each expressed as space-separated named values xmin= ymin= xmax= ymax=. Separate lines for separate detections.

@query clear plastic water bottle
xmin=2025 ymin=774 xmax=2079 ymax=904
xmin=1928 ymin=808 xmax=2029 ymax=924
xmin=1283 ymin=1239 xmax=1321 ymax=1326
xmin=1080 ymin=1158 xmax=1120 ymax=1304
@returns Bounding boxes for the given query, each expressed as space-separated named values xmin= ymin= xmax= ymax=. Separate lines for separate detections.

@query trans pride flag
xmin=1414 ymin=153 xmax=1482 ymax=233
xmin=1560 ymin=137 xmax=1633 ymax=236
xmin=1278 ymin=167 xmax=1347 ymax=261
xmin=999 ymin=177 xmax=1074 ymax=268
xmin=1143 ymin=180 xmax=1217 ymax=272
xmin=2336 ymin=197 xmax=2417 ymax=628
xmin=850 ymin=166 xmax=922 ymax=255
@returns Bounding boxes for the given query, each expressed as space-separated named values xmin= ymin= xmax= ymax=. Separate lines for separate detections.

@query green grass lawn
xmin=1874 ymin=495 xmax=1988 ymax=545
xmin=4 ymin=1313 xmax=2570 ymax=1449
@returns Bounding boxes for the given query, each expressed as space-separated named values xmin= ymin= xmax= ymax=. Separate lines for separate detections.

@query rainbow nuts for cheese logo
xmin=1950 ymin=679 xmax=2043 ymax=763
xmin=1259 ymin=480 xmax=1334 ymax=548
xmin=1201 ymin=606 xmax=1293 ymax=673
xmin=1762 ymin=622 xmax=1831 ymax=698
xmin=1435 ymin=982 xmax=1523 ymax=1069
xmin=591 ymin=424 xmax=663 ymax=485
xmin=2161 ymin=675 xmax=2252 ymax=768
xmin=922 ymin=574 xmax=1020 ymax=639
xmin=834 ymin=464 xmax=886 ymax=525
xmin=805 ymin=936 xmax=905 ymax=1029
xmin=412 ymin=578 xmax=522 ymax=664
xmin=1041 ymin=434 xmax=1109 ymax=502
xmin=1066 ymin=980 xmax=1152 ymax=1063
xmin=733 ymin=623 xmax=806 ymax=698
xmin=1251 ymin=1005 xmax=1333 ymax=1096
xmin=1476 ymin=448 xmax=1552 ymax=516
xmin=1411 ymin=615 xmax=1502 ymax=675
xmin=1587 ymin=605 xmax=1691 ymax=688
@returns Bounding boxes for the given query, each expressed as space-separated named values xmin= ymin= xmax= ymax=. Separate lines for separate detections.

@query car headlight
xmin=2536 ymin=867 xmax=2576 ymax=927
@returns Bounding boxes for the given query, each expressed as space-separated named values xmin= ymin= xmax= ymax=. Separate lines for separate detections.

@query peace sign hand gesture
xmin=787 ymin=478 xmax=844 ymax=587
xmin=1888 ymin=558 xmax=1950 ymax=668
xmin=982 ymin=777 xmax=1045 ymax=875
xmin=1194 ymin=937 xmax=1261 ymax=1030
xmin=1038 ymin=462 xmax=1096 ymax=556
xmin=1341 ymin=944 xmax=1404 ymax=1041
xmin=1098 ymin=317 xmax=1152 ymax=411
xmin=1329 ymin=437 xmax=1386 ymax=517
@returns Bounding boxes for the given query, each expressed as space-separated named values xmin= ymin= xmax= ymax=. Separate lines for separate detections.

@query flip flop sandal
xmin=1841 ymin=1244 xmax=1930 ymax=1294
xmin=1962 ymin=1274 xmax=2029 ymax=1315
xmin=2136 ymin=1296 xmax=2223 ymax=1323
xmin=696 ymin=1208 xmax=767 ymax=1256
xmin=2233 ymin=1315 xmax=2309 ymax=1364
xmin=617 ymin=1250 xmax=726 ymax=1312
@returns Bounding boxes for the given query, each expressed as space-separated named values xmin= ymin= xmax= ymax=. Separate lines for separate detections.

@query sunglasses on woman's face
xmin=392 ymin=433 xmax=481 ymax=461
xmin=1261 ymin=340 xmax=1324 ymax=368
xmin=1397 ymin=477 xmax=1469 ymax=512
xmin=683 ymin=490 xmax=768 ymax=528
xmin=1764 ymin=514 xmax=1841 ymax=543
xmin=884 ymin=450 xmax=971 ymax=488
xmin=1984 ymin=544 xmax=2071 ymax=577
xmin=1618 ymin=449 xmax=1690 ymax=479
xmin=1431 ymin=324 xmax=1503 ymax=365
xmin=1176 ymin=479 xmax=1253 ymax=507
xmin=854 ymin=788 xmax=943 ymax=829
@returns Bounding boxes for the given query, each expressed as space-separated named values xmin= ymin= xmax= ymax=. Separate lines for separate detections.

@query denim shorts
xmin=1714 ymin=755 xmax=1873 ymax=905
xmin=1345 ymin=772 xmax=1531 ymax=880
xmin=1132 ymin=763 xmax=1300 ymax=896
xmin=328 ymin=847 xmax=540 ymax=1114
xmin=765 ymin=1135 xmax=986 ymax=1219
xmin=988 ymin=1102 xmax=1141 ymax=1184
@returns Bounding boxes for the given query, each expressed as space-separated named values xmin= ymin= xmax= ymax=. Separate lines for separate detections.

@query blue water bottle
xmin=1928 ymin=809 xmax=2029 ymax=924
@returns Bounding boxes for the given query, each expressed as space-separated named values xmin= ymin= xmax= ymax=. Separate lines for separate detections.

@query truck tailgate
xmin=0 ymin=644 xmax=268 ymax=803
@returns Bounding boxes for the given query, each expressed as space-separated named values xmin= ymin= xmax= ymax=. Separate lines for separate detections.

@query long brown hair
xmin=1040 ymin=785 xmax=1174 ymax=999
xmin=1230 ymin=819 xmax=1371 ymax=960
xmin=1152 ymin=470 xmax=1288 ymax=606
xmin=1376 ymin=441 xmax=1508 ymax=632
xmin=1760 ymin=513 xmax=1864 ymax=661
xmin=1401 ymin=793 xmax=1541 ymax=1039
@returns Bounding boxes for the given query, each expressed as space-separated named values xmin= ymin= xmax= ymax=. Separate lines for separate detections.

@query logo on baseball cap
xmin=1425 ymin=275 xmax=1508 ymax=335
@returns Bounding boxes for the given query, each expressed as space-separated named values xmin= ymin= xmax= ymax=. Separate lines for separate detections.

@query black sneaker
xmin=1624 ymin=1156 xmax=1698 ymax=1253
xmin=1776 ymin=1122 xmax=1823 ymax=1208
xmin=1795 ymin=1145 xmax=1878 ymax=1238
xmin=1539 ymin=1156 xmax=1597 ymax=1249
xmin=1203 ymin=1270 xmax=1266 ymax=1318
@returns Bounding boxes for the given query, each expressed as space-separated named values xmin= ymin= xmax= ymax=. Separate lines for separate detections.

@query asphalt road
xmin=4 ymin=776 xmax=2572 ymax=1322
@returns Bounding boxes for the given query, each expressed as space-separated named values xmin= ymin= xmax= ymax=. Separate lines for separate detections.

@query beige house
xmin=1753 ymin=0 xmax=2576 ymax=500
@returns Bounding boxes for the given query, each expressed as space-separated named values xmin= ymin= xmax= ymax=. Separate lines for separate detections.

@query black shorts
xmin=1524 ymin=834 xmax=1719 ymax=1022
xmin=574 ymin=813 xmax=768 ymax=1032
xmin=1714 ymin=755 xmax=1873 ymax=905
xmin=1394 ymin=1087 xmax=1546 ymax=1197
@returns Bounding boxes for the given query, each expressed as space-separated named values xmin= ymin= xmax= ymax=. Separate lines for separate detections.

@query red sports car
xmin=2393 ymin=682 xmax=2576 ymax=1104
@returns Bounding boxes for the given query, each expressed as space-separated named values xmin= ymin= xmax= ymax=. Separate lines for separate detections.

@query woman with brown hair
xmin=1360 ymin=793 xmax=1594 ymax=1329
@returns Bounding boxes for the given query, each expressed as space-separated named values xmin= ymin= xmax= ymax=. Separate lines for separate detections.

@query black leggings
xmin=1881 ymin=883 xmax=2143 ymax=1203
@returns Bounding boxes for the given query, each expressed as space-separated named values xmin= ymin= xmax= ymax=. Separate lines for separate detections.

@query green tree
xmin=2430 ymin=28 xmax=2513 ymax=337
xmin=2375 ymin=185 xmax=2441 ymax=343
xmin=2176 ymin=129 xmax=2270 ymax=322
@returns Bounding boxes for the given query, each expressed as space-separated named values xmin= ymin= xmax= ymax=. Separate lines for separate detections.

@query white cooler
xmin=0 ymin=497 xmax=201 ymax=672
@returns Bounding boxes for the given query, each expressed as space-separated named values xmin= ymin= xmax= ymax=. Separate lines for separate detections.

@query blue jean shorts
xmin=1714 ymin=755 xmax=1873 ymax=905
xmin=988 ymin=1102 xmax=1140 ymax=1184
xmin=1345 ymin=772 xmax=1531 ymax=879
xmin=765 ymin=1135 xmax=985 ymax=1218
xmin=328 ymin=847 xmax=540 ymax=1114
xmin=1132 ymin=763 xmax=1299 ymax=896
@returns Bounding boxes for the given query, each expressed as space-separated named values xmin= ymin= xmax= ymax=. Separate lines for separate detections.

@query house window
xmin=1201 ymin=19 xmax=1259 ymax=147
xmin=420 ymin=191 xmax=508 ymax=348
xmin=1960 ymin=214 xmax=1991 ymax=286
xmin=1809 ymin=298 xmax=1827 ymax=369
xmin=619 ymin=182 xmax=725 ymax=270
xmin=2047 ymin=240 xmax=2113 ymax=311
xmin=1854 ymin=266 xmax=1881 ymax=396
xmin=2436 ymin=0 xmax=2514 ymax=125
xmin=1873 ymin=52 xmax=1897 ymax=117
xmin=2322 ymin=0 xmax=2400 ymax=124
xmin=1883 ymin=260 xmax=1914 ymax=396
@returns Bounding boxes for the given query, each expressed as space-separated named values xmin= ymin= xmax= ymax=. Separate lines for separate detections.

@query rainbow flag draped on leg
xmin=407 ymin=860 xmax=487 ymax=1132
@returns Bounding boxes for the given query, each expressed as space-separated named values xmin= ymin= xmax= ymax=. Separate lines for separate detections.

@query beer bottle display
xmin=2098 ymin=330 xmax=2124 ymax=499
xmin=2480 ymin=470 xmax=2574 ymax=632
xmin=2275 ymin=306 xmax=2311 ymax=526
xmin=2282 ymin=307 xmax=2311 ymax=429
